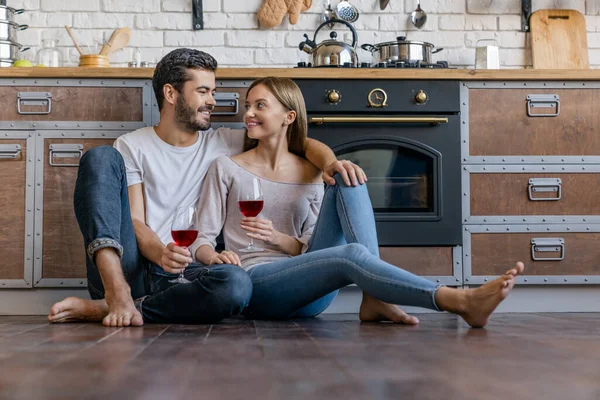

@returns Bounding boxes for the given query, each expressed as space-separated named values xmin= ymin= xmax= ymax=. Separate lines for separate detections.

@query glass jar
xmin=36 ymin=39 xmax=63 ymax=67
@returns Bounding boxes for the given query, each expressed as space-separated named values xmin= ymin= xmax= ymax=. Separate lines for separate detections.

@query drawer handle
xmin=309 ymin=117 xmax=448 ymax=125
xmin=17 ymin=92 xmax=52 ymax=115
xmin=531 ymin=238 xmax=565 ymax=261
xmin=0 ymin=144 xmax=21 ymax=159
xmin=528 ymin=178 xmax=562 ymax=201
xmin=212 ymin=92 xmax=239 ymax=116
xmin=526 ymin=94 xmax=560 ymax=117
xmin=49 ymin=144 xmax=83 ymax=167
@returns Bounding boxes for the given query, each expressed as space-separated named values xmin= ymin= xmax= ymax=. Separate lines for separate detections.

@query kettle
xmin=299 ymin=18 xmax=359 ymax=67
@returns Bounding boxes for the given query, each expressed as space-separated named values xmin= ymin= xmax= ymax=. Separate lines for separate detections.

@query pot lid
xmin=374 ymin=36 xmax=435 ymax=48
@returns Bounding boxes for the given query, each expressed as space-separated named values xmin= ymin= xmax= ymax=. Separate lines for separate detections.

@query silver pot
xmin=0 ymin=57 xmax=15 ymax=67
xmin=361 ymin=36 xmax=443 ymax=64
xmin=0 ymin=5 xmax=24 ymax=22
xmin=0 ymin=40 xmax=29 ymax=60
xmin=0 ymin=20 xmax=28 ymax=42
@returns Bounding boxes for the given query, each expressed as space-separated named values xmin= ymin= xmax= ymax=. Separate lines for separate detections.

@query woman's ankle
xmin=434 ymin=286 xmax=467 ymax=314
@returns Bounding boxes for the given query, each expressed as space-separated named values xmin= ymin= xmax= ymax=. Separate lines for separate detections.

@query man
xmin=47 ymin=48 xmax=366 ymax=327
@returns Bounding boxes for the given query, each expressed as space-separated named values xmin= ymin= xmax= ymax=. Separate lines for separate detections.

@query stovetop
xmin=296 ymin=60 xmax=450 ymax=69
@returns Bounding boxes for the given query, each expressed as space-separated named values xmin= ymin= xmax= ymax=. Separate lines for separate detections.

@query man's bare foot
xmin=359 ymin=292 xmax=419 ymax=324
xmin=48 ymin=297 xmax=108 ymax=323
xmin=458 ymin=262 xmax=525 ymax=328
xmin=101 ymin=289 xmax=144 ymax=327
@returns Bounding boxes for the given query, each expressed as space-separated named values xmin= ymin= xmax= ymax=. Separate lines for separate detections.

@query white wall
xmin=8 ymin=0 xmax=600 ymax=68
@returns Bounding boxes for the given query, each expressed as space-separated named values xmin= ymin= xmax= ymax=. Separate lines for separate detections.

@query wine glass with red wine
xmin=168 ymin=205 xmax=198 ymax=284
xmin=238 ymin=177 xmax=264 ymax=253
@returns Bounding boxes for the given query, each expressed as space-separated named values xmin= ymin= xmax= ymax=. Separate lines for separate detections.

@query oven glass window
xmin=337 ymin=144 xmax=434 ymax=213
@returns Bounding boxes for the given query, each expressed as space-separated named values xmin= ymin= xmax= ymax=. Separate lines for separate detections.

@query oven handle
xmin=308 ymin=117 xmax=449 ymax=125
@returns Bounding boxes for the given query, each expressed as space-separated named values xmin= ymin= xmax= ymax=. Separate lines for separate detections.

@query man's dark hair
xmin=152 ymin=48 xmax=218 ymax=111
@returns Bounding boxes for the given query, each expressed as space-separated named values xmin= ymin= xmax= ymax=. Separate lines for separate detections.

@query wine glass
xmin=169 ymin=206 xmax=198 ymax=284
xmin=238 ymin=177 xmax=264 ymax=253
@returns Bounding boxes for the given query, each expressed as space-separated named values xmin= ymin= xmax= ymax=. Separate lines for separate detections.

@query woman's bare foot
xmin=359 ymin=292 xmax=419 ymax=324
xmin=48 ymin=297 xmax=109 ymax=323
xmin=48 ymin=290 xmax=144 ymax=327
xmin=437 ymin=262 xmax=525 ymax=328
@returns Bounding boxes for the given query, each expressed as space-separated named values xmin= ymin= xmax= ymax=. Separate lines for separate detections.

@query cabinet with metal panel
xmin=461 ymin=81 xmax=600 ymax=285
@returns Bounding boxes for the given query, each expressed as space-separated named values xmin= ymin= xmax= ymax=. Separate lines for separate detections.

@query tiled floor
xmin=1 ymin=313 xmax=599 ymax=400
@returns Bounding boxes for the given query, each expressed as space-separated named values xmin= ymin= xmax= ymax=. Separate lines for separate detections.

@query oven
xmin=295 ymin=79 xmax=462 ymax=246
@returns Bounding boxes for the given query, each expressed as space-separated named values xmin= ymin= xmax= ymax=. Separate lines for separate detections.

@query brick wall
xmin=8 ymin=0 xmax=600 ymax=68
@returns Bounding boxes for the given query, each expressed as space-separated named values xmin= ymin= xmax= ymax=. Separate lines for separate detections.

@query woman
xmin=191 ymin=77 xmax=524 ymax=328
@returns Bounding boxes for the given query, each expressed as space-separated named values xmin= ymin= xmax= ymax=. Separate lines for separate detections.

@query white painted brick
xmin=128 ymin=31 xmax=165 ymax=48
xmin=588 ymin=33 xmax=600 ymax=48
xmin=467 ymin=0 xmax=520 ymax=14
xmin=404 ymin=0 xmax=464 ymax=13
xmin=349 ymin=0 xmax=403 ymax=13
xmin=164 ymin=31 xmax=225 ymax=46
xmin=18 ymin=12 xmax=72 ymax=27
xmin=271 ymin=14 xmax=324 ymax=31
xmin=439 ymin=15 xmax=466 ymax=31
xmin=162 ymin=0 xmax=220 ymax=12
xmin=348 ymin=15 xmax=379 ymax=31
xmin=101 ymin=0 xmax=160 ymax=13
xmin=8 ymin=0 xmax=40 ymax=10
xmin=381 ymin=15 xmax=438 ymax=31
xmin=443 ymin=48 xmax=476 ymax=66
xmin=588 ymin=1 xmax=600 ymax=15
xmin=499 ymin=32 xmax=527 ymax=48
xmin=136 ymin=13 xmax=191 ymax=30
xmin=208 ymin=47 xmax=255 ymax=65
xmin=72 ymin=13 xmax=134 ymax=28
xmin=532 ymin=0 xmax=585 ymax=14
xmin=499 ymin=15 xmax=521 ymax=30
xmin=465 ymin=15 xmax=497 ymax=30
xmin=226 ymin=31 xmax=285 ymax=47
xmin=285 ymin=32 xmax=305 ymax=48
xmin=41 ymin=0 xmax=99 ymax=12
xmin=585 ymin=16 xmax=600 ymax=31
xmin=465 ymin=32 xmax=501 ymax=47
xmin=15 ymin=28 xmax=41 ymax=47
xmin=222 ymin=0 xmax=262 ymax=13
xmin=588 ymin=49 xmax=600 ymax=64
xmin=226 ymin=14 xmax=259 ymax=29
xmin=500 ymin=48 xmax=529 ymax=66
xmin=407 ymin=31 xmax=464 ymax=47
xmin=203 ymin=13 xmax=228 ymax=29
xmin=255 ymin=48 xmax=299 ymax=65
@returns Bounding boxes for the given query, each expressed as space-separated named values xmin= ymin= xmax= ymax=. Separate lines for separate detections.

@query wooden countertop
xmin=1 ymin=67 xmax=600 ymax=80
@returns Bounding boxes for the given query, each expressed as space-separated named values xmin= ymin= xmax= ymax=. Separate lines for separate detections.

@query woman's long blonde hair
xmin=243 ymin=77 xmax=308 ymax=157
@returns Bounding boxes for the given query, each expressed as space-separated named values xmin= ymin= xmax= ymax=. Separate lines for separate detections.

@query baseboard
xmin=1 ymin=285 xmax=600 ymax=316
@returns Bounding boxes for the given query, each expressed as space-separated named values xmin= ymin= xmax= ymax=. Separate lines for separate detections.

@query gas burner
xmin=295 ymin=61 xmax=450 ymax=68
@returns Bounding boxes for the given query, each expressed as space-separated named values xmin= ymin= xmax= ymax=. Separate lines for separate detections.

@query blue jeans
xmin=73 ymin=146 xmax=252 ymax=324
xmin=242 ymin=174 xmax=442 ymax=320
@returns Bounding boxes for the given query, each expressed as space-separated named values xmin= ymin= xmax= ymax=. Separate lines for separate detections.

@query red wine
xmin=171 ymin=230 xmax=198 ymax=247
xmin=238 ymin=200 xmax=264 ymax=217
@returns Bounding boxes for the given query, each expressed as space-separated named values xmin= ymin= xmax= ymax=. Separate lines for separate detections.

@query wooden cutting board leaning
xmin=530 ymin=9 xmax=589 ymax=69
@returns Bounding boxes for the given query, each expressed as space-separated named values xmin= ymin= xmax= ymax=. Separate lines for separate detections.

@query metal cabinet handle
xmin=17 ymin=92 xmax=52 ymax=115
xmin=309 ymin=117 xmax=448 ymax=125
xmin=528 ymin=178 xmax=562 ymax=201
xmin=0 ymin=144 xmax=21 ymax=159
xmin=526 ymin=94 xmax=560 ymax=117
xmin=49 ymin=144 xmax=83 ymax=167
xmin=531 ymin=238 xmax=565 ymax=261
xmin=212 ymin=92 xmax=239 ymax=116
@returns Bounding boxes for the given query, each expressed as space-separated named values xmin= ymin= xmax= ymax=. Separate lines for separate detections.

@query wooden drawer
xmin=467 ymin=85 xmax=600 ymax=160
xmin=34 ymin=132 xmax=125 ymax=287
xmin=0 ymin=135 xmax=33 ymax=287
xmin=464 ymin=225 xmax=600 ymax=285
xmin=0 ymin=86 xmax=144 ymax=122
xmin=379 ymin=246 xmax=461 ymax=286
xmin=464 ymin=165 xmax=600 ymax=224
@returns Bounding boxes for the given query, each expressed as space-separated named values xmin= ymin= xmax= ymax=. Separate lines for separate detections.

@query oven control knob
xmin=415 ymin=90 xmax=428 ymax=104
xmin=327 ymin=90 xmax=341 ymax=104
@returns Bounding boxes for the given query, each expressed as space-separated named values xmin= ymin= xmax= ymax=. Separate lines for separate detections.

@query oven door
xmin=307 ymin=115 xmax=461 ymax=246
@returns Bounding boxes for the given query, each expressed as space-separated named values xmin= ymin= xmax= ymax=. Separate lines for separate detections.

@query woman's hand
xmin=208 ymin=250 xmax=242 ymax=267
xmin=322 ymin=159 xmax=367 ymax=187
xmin=240 ymin=217 xmax=281 ymax=246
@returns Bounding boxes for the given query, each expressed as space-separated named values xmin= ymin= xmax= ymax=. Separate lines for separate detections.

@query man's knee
xmin=80 ymin=146 xmax=123 ymax=172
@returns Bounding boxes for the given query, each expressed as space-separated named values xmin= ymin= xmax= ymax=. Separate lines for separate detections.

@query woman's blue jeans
xmin=242 ymin=174 xmax=442 ymax=319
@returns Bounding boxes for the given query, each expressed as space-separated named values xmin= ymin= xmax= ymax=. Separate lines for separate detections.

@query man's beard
xmin=175 ymin=96 xmax=212 ymax=132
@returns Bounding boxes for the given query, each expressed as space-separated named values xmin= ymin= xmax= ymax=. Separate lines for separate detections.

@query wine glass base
xmin=239 ymin=246 xmax=264 ymax=253
xmin=169 ymin=276 xmax=192 ymax=284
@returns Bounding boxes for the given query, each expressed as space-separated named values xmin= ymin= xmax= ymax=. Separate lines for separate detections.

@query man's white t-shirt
xmin=113 ymin=126 xmax=245 ymax=247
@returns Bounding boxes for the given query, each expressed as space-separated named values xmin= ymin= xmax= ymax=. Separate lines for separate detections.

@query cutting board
xmin=530 ymin=9 xmax=589 ymax=69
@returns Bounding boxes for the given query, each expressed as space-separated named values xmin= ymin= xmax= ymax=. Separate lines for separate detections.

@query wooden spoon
xmin=99 ymin=28 xmax=131 ymax=56
xmin=65 ymin=26 xmax=84 ymax=56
